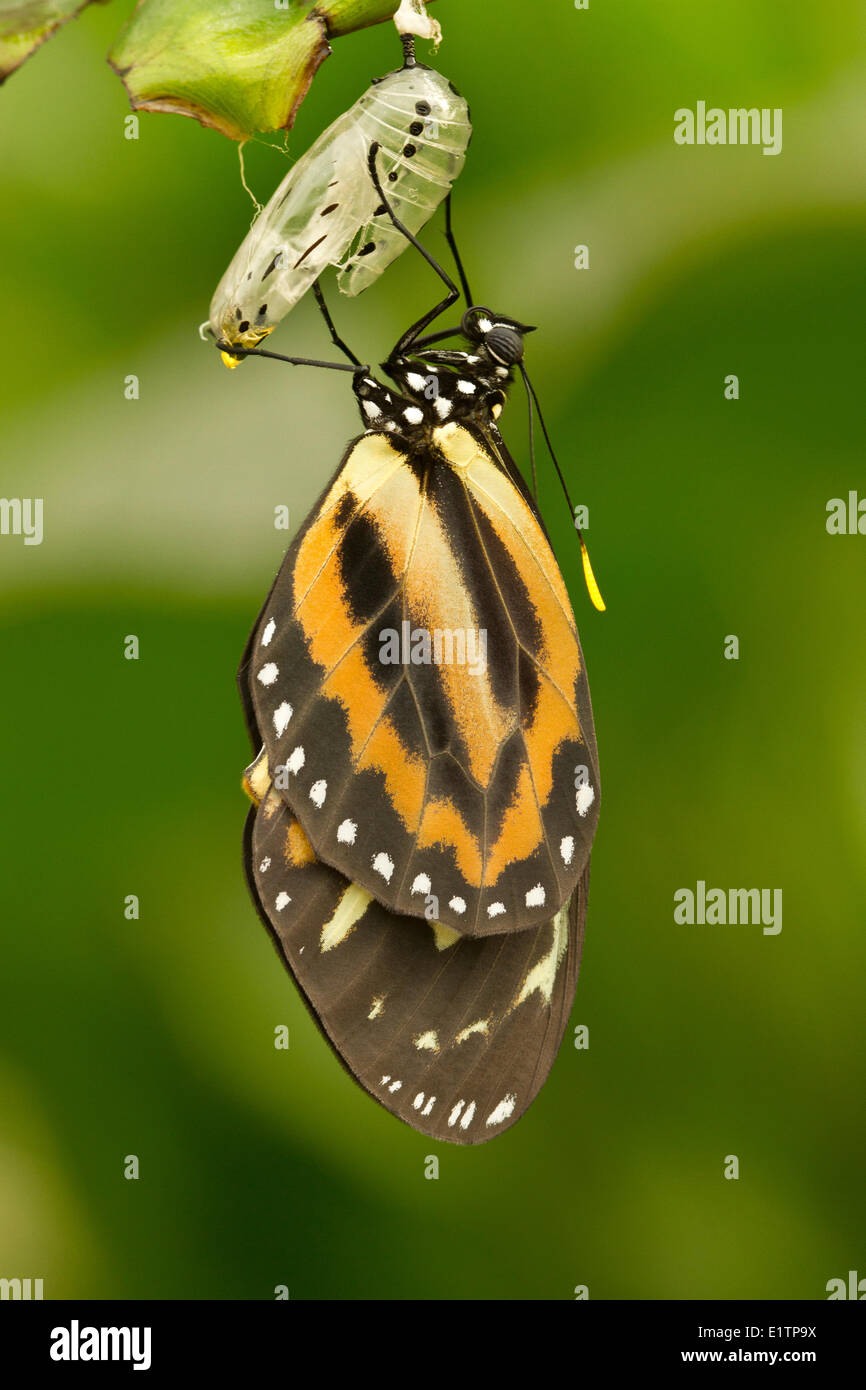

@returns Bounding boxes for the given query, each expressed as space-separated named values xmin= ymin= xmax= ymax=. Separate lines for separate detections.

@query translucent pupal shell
xmin=208 ymin=64 xmax=471 ymax=355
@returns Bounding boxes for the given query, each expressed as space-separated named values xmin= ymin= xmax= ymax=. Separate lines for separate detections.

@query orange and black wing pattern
xmin=239 ymin=419 xmax=600 ymax=938
xmin=245 ymin=766 xmax=589 ymax=1145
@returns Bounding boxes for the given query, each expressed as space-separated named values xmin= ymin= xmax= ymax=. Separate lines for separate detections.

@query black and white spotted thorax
xmin=353 ymin=308 xmax=532 ymax=444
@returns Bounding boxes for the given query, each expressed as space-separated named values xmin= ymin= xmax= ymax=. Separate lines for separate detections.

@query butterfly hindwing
xmin=245 ymin=776 xmax=589 ymax=1144
xmin=240 ymin=421 xmax=599 ymax=937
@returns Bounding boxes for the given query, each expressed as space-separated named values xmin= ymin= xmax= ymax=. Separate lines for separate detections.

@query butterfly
xmin=224 ymin=142 xmax=603 ymax=1143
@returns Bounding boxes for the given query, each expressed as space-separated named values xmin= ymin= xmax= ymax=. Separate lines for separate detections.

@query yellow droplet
xmin=221 ymin=350 xmax=244 ymax=369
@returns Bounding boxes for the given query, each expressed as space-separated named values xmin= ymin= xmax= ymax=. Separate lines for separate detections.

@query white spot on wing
xmin=337 ymin=819 xmax=356 ymax=844
xmin=459 ymin=1101 xmax=476 ymax=1130
xmin=286 ymin=746 xmax=305 ymax=774
xmin=455 ymin=1019 xmax=489 ymax=1044
xmin=486 ymin=1094 xmax=516 ymax=1127
xmin=448 ymin=896 xmax=466 ymax=914
xmin=320 ymin=883 xmax=370 ymax=952
xmin=363 ymin=399 xmax=382 ymax=419
xmin=487 ymin=901 xmax=506 ymax=918
xmin=259 ymin=857 xmax=271 ymax=873
xmin=273 ymin=702 xmax=293 ymax=736
xmin=516 ymin=903 xmax=570 ymax=1007
xmin=412 ymin=873 xmax=431 ymax=895
xmin=413 ymin=1092 xmax=425 ymax=1110
xmin=372 ymin=852 xmax=394 ymax=883
xmin=560 ymin=835 xmax=575 ymax=866
xmin=405 ymin=371 xmax=426 ymax=390
xmin=413 ymin=1030 xmax=439 ymax=1052
xmin=403 ymin=406 xmax=424 ymax=425
xmin=422 ymin=1096 xmax=436 ymax=1116
xmin=457 ymin=379 xmax=476 ymax=394
xmin=275 ymin=892 xmax=291 ymax=911
xmin=261 ymin=619 xmax=276 ymax=647
xmin=433 ymin=396 xmax=452 ymax=418
xmin=525 ymin=884 xmax=546 ymax=908
xmin=577 ymin=784 xmax=596 ymax=817
xmin=388 ymin=1079 xmax=402 ymax=1093
xmin=448 ymin=1100 xmax=465 ymax=1127
xmin=368 ymin=996 xmax=385 ymax=1020
xmin=257 ymin=662 xmax=279 ymax=686
xmin=309 ymin=779 xmax=327 ymax=808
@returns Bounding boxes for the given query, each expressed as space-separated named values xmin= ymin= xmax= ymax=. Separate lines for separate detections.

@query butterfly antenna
xmin=524 ymin=369 xmax=539 ymax=501
xmin=519 ymin=362 xmax=606 ymax=613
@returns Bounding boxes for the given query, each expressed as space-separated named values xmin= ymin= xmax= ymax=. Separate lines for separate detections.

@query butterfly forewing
xmin=240 ymin=421 xmax=599 ymax=936
xmin=245 ymin=777 xmax=589 ymax=1144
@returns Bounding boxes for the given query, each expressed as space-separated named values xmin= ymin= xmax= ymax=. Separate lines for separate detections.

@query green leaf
xmin=108 ymin=0 xmax=438 ymax=142
xmin=0 ymin=0 xmax=105 ymax=83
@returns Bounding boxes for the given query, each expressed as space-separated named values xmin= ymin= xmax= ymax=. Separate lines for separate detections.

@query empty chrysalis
xmin=207 ymin=50 xmax=470 ymax=367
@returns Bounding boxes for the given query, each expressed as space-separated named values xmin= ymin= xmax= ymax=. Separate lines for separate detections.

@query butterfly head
xmin=461 ymin=307 xmax=536 ymax=369
xmin=359 ymin=308 xmax=536 ymax=439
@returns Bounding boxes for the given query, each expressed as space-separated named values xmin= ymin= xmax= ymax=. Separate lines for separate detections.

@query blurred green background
xmin=1 ymin=0 xmax=864 ymax=1300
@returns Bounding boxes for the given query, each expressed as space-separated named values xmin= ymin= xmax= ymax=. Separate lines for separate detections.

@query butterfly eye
xmin=486 ymin=324 xmax=524 ymax=366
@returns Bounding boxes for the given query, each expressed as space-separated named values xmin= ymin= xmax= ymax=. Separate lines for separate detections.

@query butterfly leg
xmin=365 ymin=142 xmax=460 ymax=359
xmin=444 ymin=193 xmax=474 ymax=309
xmin=312 ymin=280 xmax=362 ymax=366
xmin=382 ymin=200 xmax=473 ymax=353
xmin=217 ymin=342 xmax=367 ymax=374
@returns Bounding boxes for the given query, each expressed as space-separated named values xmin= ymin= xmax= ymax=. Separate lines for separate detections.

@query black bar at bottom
xmin=1 ymin=1298 xmax=861 ymax=1374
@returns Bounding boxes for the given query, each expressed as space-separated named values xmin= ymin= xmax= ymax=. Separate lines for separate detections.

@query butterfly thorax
xmin=353 ymin=347 xmax=512 ymax=444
